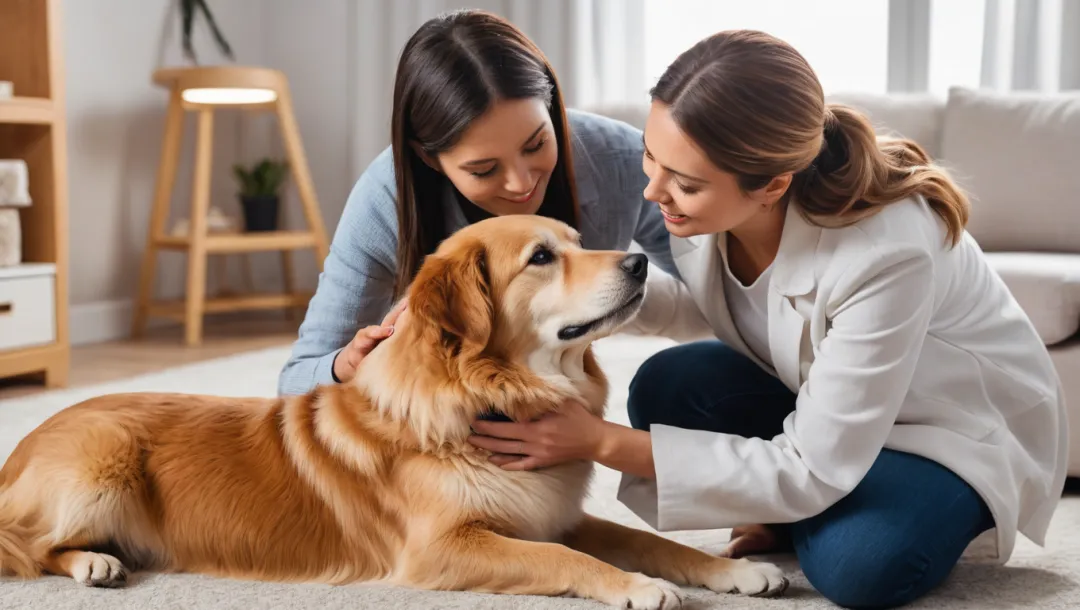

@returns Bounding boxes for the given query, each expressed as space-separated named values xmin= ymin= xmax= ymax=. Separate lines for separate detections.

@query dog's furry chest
xmin=427 ymin=457 xmax=595 ymax=543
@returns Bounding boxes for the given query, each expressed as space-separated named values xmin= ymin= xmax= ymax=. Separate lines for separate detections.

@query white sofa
xmin=589 ymin=85 xmax=1080 ymax=476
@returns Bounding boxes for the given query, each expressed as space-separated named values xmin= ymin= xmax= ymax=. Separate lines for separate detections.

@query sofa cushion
xmin=984 ymin=252 xmax=1080 ymax=346
xmin=827 ymin=93 xmax=945 ymax=159
xmin=941 ymin=87 xmax=1080 ymax=253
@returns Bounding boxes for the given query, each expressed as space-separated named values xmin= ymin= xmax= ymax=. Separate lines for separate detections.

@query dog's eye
xmin=528 ymin=247 xmax=555 ymax=266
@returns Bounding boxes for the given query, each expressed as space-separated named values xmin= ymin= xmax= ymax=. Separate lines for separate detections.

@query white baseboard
xmin=69 ymin=299 xmax=175 ymax=346
xmin=69 ymin=299 xmax=137 ymax=346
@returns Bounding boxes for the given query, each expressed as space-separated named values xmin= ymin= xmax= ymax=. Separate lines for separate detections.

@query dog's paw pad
xmin=704 ymin=558 xmax=788 ymax=597
xmin=71 ymin=552 xmax=128 ymax=588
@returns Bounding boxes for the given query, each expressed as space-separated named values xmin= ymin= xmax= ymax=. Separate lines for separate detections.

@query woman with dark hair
xmin=278 ymin=10 xmax=675 ymax=393
xmin=467 ymin=30 xmax=1067 ymax=608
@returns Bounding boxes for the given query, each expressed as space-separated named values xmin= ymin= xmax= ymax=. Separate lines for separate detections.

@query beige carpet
xmin=1 ymin=336 xmax=1077 ymax=609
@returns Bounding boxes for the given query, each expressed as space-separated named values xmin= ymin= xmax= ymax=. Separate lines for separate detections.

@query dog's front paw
xmin=606 ymin=573 xmax=683 ymax=609
xmin=701 ymin=558 xmax=787 ymax=598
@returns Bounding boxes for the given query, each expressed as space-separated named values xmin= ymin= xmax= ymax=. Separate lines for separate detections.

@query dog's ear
xmin=410 ymin=240 xmax=493 ymax=354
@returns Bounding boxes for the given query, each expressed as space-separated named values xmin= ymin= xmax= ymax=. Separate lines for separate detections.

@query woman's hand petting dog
xmin=332 ymin=299 xmax=409 ymax=383
xmin=468 ymin=400 xmax=619 ymax=471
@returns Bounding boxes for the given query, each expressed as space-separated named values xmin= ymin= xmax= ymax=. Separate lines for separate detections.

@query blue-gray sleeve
xmin=276 ymin=160 xmax=398 ymax=396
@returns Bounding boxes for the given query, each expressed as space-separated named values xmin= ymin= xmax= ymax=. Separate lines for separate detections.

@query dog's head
xmin=408 ymin=214 xmax=648 ymax=362
xmin=357 ymin=215 xmax=648 ymax=446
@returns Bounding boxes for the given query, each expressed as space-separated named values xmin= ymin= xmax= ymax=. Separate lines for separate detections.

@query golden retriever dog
xmin=0 ymin=215 xmax=787 ymax=608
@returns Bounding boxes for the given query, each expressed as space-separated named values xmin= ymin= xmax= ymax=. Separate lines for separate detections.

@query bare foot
xmin=719 ymin=524 xmax=791 ymax=559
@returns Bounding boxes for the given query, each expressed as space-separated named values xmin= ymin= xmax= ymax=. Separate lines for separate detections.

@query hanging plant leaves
xmin=180 ymin=0 xmax=235 ymax=64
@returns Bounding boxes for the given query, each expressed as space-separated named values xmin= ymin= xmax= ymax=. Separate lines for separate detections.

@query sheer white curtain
xmin=348 ymin=0 xmax=644 ymax=177
xmin=979 ymin=0 xmax=1080 ymax=91
xmin=886 ymin=0 xmax=1080 ymax=94
xmin=643 ymin=0 xmax=892 ymax=96
xmin=346 ymin=0 xmax=1080 ymax=179
xmin=637 ymin=0 xmax=1080 ymax=99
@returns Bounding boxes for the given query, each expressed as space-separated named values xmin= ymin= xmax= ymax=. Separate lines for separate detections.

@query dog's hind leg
xmin=562 ymin=514 xmax=788 ymax=598
xmin=0 ymin=422 xmax=161 ymax=587
xmin=397 ymin=523 xmax=683 ymax=609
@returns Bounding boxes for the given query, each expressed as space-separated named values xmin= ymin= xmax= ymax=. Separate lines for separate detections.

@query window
xmin=643 ymin=0 xmax=891 ymax=97
xmin=928 ymin=0 xmax=987 ymax=95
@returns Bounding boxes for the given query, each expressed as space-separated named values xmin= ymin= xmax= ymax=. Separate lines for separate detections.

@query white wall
xmin=64 ymin=0 xmax=267 ymax=344
xmin=253 ymin=0 xmax=353 ymax=291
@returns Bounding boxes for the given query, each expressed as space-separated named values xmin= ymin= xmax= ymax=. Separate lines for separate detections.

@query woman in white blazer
xmin=468 ymin=30 xmax=1068 ymax=608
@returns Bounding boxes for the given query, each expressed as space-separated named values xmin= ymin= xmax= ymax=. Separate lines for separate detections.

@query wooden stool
xmin=131 ymin=66 xmax=330 ymax=346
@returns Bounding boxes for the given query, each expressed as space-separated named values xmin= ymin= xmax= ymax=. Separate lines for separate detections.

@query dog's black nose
xmin=619 ymin=253 xmax=648 ymax=283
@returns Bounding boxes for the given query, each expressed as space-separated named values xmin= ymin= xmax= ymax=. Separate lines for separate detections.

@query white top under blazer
xmin=621 ymin=196 xmax=1068 ymax=563
xmin=721 ymin=257 xmax=774 ymax=366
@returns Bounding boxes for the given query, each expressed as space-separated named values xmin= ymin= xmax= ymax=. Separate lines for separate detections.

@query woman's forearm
xmin=594 ymin=422 xmax=656 ymax=479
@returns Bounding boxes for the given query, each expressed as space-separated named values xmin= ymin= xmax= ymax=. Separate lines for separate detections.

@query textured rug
xmin=1 ymin=335 xmax=1077 ymax=609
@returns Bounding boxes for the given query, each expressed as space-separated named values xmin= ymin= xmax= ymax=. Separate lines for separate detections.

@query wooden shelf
xmin=0 ymin=342 xmax=67 ymax=387
xmin=0 ymin=97 xmax=55 ymax=124
xmin=0 ymin=0 xmax=70 ymax=387
xmin=155 ymin=230 xmax=319 ymax=253
xmin=133 ymin=64 xmax=330 ymax=346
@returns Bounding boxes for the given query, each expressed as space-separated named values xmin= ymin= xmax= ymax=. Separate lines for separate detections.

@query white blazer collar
xmin=669 ymin=202 xmax=823 ymax=297
xmin=770 ymin=203 xmax=822 ymax=297
xmin=667 ymin=203 xmax=823 ymax=392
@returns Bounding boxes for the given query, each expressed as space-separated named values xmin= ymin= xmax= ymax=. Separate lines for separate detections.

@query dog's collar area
xmin=476 ymin=407 xmax=513 ymax=423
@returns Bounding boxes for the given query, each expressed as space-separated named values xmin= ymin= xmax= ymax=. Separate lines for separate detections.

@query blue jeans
xmin=627 ymin=341 xmax=995 ymax=609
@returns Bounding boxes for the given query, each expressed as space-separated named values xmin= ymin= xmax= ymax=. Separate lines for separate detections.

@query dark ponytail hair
xmin=651 ymin=29 xmax=970 ymax=245
xmin=390 ymin=9 xmax=580 ymax=298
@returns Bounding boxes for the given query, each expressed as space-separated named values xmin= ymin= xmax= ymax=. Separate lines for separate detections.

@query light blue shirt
xmin=277 ymin=109 xmax=677 ymax=395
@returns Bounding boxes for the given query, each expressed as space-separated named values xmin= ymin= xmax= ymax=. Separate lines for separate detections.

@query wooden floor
xmin=0 ymin=314 xmax=301 ymax=401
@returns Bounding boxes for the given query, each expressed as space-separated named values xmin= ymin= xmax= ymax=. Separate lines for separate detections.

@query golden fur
xmin=0 ymin=215 xmax=786 ymax=608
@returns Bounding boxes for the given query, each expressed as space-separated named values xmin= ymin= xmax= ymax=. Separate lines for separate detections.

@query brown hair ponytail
xmin=652 ymin=30 xmax=970 ymax=245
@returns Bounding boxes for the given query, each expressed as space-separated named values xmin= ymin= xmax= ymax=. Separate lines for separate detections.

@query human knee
xmin=800 ymin=539 xmax=935 ymax=609
xmin=627 ymin=347 xmax=686 ymax=430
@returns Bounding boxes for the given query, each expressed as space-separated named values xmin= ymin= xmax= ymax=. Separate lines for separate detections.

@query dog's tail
xmin=0 ymin=526 xmax=39 ymax=578
xmin=0 ymin=492 xmax=41 ymax=578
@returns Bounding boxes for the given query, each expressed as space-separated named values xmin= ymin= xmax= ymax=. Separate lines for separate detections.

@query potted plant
xmin=232 ymin=159 xmax=288 ymax=232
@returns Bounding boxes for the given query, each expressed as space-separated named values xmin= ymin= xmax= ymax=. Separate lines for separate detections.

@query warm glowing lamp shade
xmin=181 ymin=87 xmax=277 ymax=105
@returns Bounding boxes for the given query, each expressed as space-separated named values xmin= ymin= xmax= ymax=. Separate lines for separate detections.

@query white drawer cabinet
xmin=0 ymin=263 xmax=56 ymax=351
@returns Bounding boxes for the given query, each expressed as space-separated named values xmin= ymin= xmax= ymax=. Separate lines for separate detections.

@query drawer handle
xmin=0 ymin=302 xmax=10 ymax=315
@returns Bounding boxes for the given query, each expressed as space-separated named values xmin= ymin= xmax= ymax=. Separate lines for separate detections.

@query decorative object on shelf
xmin=0 ymin=159 xmax=31 ymax=206
xmin=0 ymin=209 xmax=20 ymax=267
xmin=232 ymin=158 xmax=288 ymax=232
xmin=0 ymin=160 xmax=32 ymax=267
xmin=169 ymin=205 xmax=238 ymax=237
xmin=0 ymin=81 xmax=12 ymax=100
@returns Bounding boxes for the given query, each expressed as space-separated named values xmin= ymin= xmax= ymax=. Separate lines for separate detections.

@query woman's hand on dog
xmin=467 ymin=400 xmax=609 ymax=470
xmin=468 ymin=402 xmax=657 ymax=478
xmin=332 ymin=299 xmax=409 ymax=383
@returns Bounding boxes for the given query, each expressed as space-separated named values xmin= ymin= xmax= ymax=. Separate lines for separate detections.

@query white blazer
xmin=619 ymin=196 xmax=1068 ymax=563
